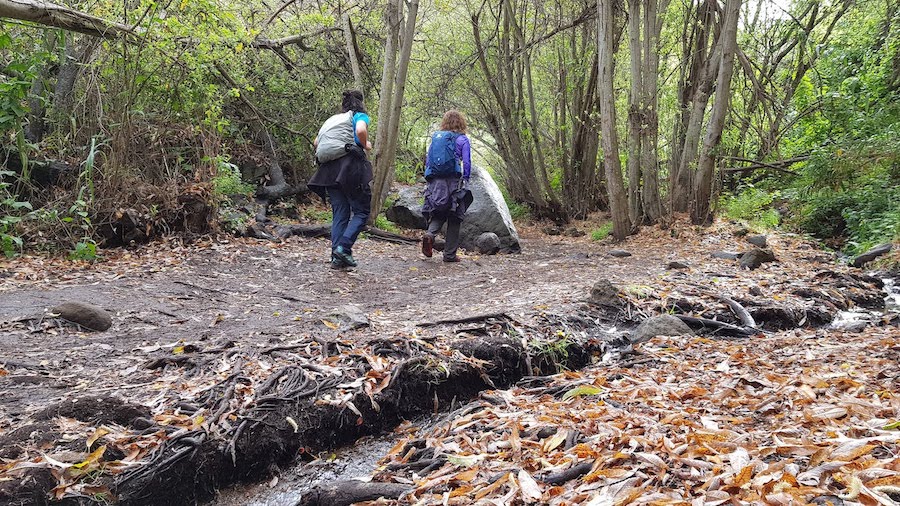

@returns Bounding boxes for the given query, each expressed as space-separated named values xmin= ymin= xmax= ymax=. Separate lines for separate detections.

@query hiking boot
xmin=332 ymin=245 xmax=357 ymax=267
xmin=421 ymin=234 xmax=434 ymax=258
xmin=330 ymin=258 xmax=346 ymax=270
xmin=443 ymin=256 xmax=460 ymax=263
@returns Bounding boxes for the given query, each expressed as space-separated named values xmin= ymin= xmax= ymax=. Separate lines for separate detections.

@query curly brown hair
xmin=440 ymin=110 xmax=468 ymax=133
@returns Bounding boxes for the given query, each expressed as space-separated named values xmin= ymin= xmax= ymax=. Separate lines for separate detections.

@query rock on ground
xmin=852 ymin=243 xmax=892 ymax=268
xmin=385 ymin=187 xmax=427 ymax=230
xmin=667 ymin=261 xmax=689 ymax=270
xmin=608 ymin=250 xmax=632 ymax=258
xmin=589 ymin=280 xmax=622 ymax=306
xmin=475 ymin=232 xmax=501 ymax=255
xmin=459 ymin=166 xmax=521 ymax=253
xmin=739 ymin=248 xmax=777 ymax=270
xmin=711 ymin=251 xmax=741 ymax=260
xmin=326 ymin=304 xmax=369 ymax=330
xmin=630 ymin=315 xmax=695 ymax=344
xmin=747 ymin=235 xmax=768 ymax=248
xmin=50 ymin=302 xmax=112 ymax=331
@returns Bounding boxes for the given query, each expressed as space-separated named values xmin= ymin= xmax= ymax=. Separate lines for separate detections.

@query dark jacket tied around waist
xmin=422 ymin=176 xmax=473 ymax=221
xmin=308 ymin=145 xmax=373 ymax=200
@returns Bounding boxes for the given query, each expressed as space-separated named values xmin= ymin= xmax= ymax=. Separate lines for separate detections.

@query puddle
xmin=830 ymin=276 xmax=899 ymax=331
xmin=212 ymin=434 xmax=396 ymax=506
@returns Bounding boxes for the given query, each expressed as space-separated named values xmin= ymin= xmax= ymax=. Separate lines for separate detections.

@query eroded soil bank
xmin=0 ymin=222 xmax=896 ymax=505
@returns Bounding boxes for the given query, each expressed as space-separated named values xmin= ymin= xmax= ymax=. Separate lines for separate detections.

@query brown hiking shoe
xmin=422 ymin=234 xmax=434 ymax=258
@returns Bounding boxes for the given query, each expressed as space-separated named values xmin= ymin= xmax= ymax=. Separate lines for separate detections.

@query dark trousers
xmin=327 ymin=187 xmax=370 ymax=254
xmin=427 ymin=214 xmax=462 ymax=260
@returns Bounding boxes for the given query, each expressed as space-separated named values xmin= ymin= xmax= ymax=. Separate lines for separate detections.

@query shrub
xmin=374 ymin=215 xmax=400 ymax=233
xmin=719 ymin=186 xmax=780 ymax=229
xmin=591 ymin=223 xmax=613 ymax=241
xmin=212 ymin=159 xmax=253 ymax=198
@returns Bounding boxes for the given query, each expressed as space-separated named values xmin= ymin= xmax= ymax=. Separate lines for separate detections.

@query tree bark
xmin=597 ymin=0 xmax=631 ymax=241
xmin=691 ymin=0 xmax=741 ymax=224
xmin=370 ymin=0 xmax=419 ymax=219
xmin=342 ymin=13 xmax=363 ymax=91
xmin=626 ymin=0 xmax=643 ymax=226
xmin=638 ymin=0 xmax=667 ymax=223
xmin=0 ymin=0 xmax=134 ymax=38
xmin=369 ymin=0 xmax=401 ymax=220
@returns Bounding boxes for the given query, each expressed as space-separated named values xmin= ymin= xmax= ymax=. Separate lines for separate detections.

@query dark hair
xmin=440 ymin=110 xmax=467 ymax=133
xmin=341 ymin=89 xmax=366 ymax=113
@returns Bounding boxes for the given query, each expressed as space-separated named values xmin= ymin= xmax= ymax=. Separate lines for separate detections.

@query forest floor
xmin=0 ymin=218 xmax=897 ymax=505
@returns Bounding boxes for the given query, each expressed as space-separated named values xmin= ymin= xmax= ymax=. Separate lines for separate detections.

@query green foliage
xmin=591 ymin=223 xmax=613 ymax=241
xmin=211 ymin=159 xmax=253 ymax=198
xmin=719 ymin=186 xmax=781 ymax=230
xmin=0 ymin=170 xmax=32 ymax=257
xmin=374 ymin=215 xmax=400 ymax=233
xmin=303 ymin=208 xmax=333 ymax=223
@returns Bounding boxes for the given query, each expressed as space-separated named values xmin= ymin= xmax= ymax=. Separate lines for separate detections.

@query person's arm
xmin=460 ymin=135 xmax=472 ymax=180
xmin=313 ymin=136 xmax=319 ymax=148
xmin=355 ymin=120 xmax=372 ymax=150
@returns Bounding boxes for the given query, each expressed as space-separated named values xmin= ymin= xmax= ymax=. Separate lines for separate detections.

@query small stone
xmin=666 ymin=261 xmax=689 ymax=270
xmin=563 ymin=227 xmax=586 ymax=237
xmin=326 ymin=304 xmax=369 ymax=330
xmin=711 ymin=251 xmax=741 ymax=260
xmin=749 ymin=286 xmax=763 ymax=296
xmin=475 ymin=232 xmax=501 ymax=255
xmin=851 ymin=243 xmax=893 ymax=268
xmin=746 ymin=235 xmax=768 ymax=248
xmin=630 ymin=315 xmax=695 ymax=344
xmin=608 ymin=250 xmax=632 ymax=258
xmin=739 ymin=248 xmax=777 ymax=270
xmin=589 ymin=280 xmax=622 ymax=306
xmin=733 ymin=227 xmax=750 ymax=237
xmin=50 ymin=302 xmax=112 ymax=331
xmin=544 ymin=226 xmax=562 ymax=236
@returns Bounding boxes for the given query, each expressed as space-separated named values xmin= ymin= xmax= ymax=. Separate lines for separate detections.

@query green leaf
xmin=447 ymin=454 xmax=482 ymax=467
xmin=562 ymin=385 xmax=604 ymax=401
xmin=884 ymin=420 xmax=900 ymax=430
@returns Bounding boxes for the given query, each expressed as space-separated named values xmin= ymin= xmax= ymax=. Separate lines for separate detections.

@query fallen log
xmin=674 ymin=315 xmax=757 ymax=338
xmin=541 ymin=460 xmax=595 ymax=485
xmin=417 ymin=311 xmax=510 ymax=327
xmin=297 ymin=480 xmax=412 ymax=506
xmin=717 ymin=295 xmax=757 ymax=329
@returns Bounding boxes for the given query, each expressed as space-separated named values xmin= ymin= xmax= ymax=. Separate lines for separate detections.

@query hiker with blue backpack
xmin=308 ymin=90 xmax=373 ymax=269
xmin=421 ymin=110 xmax=474 ymax=263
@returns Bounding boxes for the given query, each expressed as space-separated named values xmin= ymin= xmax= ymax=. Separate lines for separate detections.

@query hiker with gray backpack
xmin=421 ymin=110 xmax=474 ymax=263
xmin=308 ymin=90 xmax=372 ymax=269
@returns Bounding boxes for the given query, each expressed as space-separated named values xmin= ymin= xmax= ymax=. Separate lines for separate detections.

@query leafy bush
xmin=212 ymin=159 xmax=253 ymax=198
xmin=0 ymin=170 xmax=32 ymax=257
xmin=591 ymin=223 xmax=613 ymax=241
xmin=374 ymin=215 xmax=400 ymax=233
xmin=719 ymin=186 xmax=781 ymax=230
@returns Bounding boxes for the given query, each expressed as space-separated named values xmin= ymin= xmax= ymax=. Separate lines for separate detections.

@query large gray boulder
xmin=385 ymin=187 xmax=426 ymax=230
xmin=459 ymin=166 xmax=521 ymax=253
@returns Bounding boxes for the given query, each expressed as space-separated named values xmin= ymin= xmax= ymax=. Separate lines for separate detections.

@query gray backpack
xmin=316 ymin=111 xmax=355 ymax=163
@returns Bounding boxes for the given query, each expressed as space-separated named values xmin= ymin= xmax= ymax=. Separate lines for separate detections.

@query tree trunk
xmin=597 ymin=0 xmax=631 ymax=241
xmin=691 ymin=0 xmax=741 ymax=224
xmin=626 ymin=0 xmax=643 ymax=225
xmin=370 ymin=0 xmax=418 ymax=219
xmin=0 ymin=0 xmax=134 ymax=38
xmin=639 ymin=0 xmax=667 ymax=223
xmin=342 ymin=12 xmax=363 ymax=91
xmin=51 ymin=36 xmax=97 ymax=138
xmin=369 ymin=0 xmax=401 ymax=220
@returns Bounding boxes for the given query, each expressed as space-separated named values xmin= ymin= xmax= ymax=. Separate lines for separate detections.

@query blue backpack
xmin=426 ymin=131 xmax=460 ymax=179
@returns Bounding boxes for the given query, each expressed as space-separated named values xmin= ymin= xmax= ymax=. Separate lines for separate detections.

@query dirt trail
xmin=0 ymin=231 xmax=642 ymax=423
xmin=0 ymin=224 xmax=893 ymax=505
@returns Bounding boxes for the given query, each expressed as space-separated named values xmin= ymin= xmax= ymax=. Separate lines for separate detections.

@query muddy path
xmin=0 ymin=223 xmax=894 ymax=504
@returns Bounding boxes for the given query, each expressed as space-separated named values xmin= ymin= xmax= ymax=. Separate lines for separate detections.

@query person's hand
xmin=461 ymin=178 xmax=470 ymax=190
xmin=365 ymin=140 xmax=373 ymax=151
